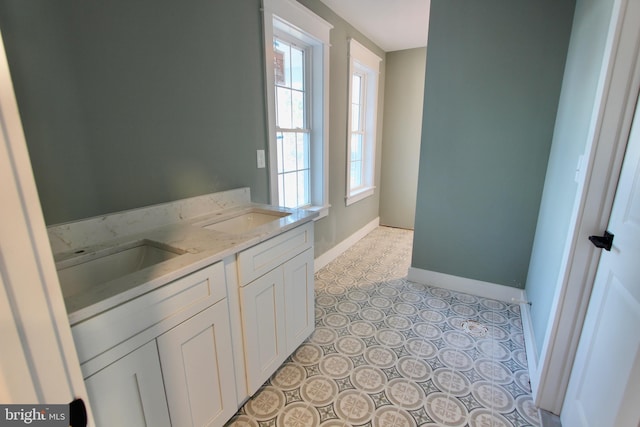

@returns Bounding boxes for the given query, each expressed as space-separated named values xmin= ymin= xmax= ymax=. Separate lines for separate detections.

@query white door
xmin=562 ymin=95 xmax=640 ymax=427
xmin=0 ymin=27 xmax=93 ymax=422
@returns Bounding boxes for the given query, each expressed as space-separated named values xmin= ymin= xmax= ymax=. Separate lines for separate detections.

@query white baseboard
xmin=314 ymin=217 xmax=380 ymax=272
xmin=519 ymin=295 xmax=539 ymax=397
xmin=406 ymin=267 xmax=527 ymax=304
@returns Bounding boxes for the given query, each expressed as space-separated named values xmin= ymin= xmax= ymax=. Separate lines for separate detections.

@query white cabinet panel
xmin=283 ymin=248 xmax=315 ymax=353
xmin=158 ymin=302 xmax=237 ymax=427
xmin=84 ymin=341 xmax=170 ymax=427
xmin=240 ymin=267 xmax=286 ymax=395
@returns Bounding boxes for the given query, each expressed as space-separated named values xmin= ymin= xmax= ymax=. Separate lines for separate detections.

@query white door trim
xmin=561 ymin=82 xmax=640 ymax=427
xmin=0 ymin=28 xmax=92 ymax=420
xmin=533 ymin=0 xmax=640 ymax=413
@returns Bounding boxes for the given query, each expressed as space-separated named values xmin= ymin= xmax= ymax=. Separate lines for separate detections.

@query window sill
xmin=345 ymin=187 xmax=375 ymax=206
xmin=305 ymin=204 xmax=331 ymax=220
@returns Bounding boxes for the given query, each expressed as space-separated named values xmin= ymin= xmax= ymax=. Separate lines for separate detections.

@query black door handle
xmin=69 ymin=398 xmax=87 ymax=427
xmin=588 ymin=231 xmax=614 ymax=251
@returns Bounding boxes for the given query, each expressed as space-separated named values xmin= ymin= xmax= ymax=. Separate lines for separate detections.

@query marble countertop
xmin=58 ymin=202 xmax=318 ymax=325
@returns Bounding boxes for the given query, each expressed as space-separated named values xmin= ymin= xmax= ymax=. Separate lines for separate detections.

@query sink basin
xmin=201 ymin=210 xmax=291 ymax=234
xmin=57 ymin=240 xmax=185 ymax=296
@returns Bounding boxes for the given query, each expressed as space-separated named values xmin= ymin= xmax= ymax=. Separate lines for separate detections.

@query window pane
xmin=351 ymin=133 xmax=363 ymax=161
xmin=283 ymin=44 xmax=291 ymax=87
xmin=291 ymin=47 xmax=304 ymax=91
xmin=350 ymin=160 xmax=362 ymax=189
xmin=297 ymin=133 xmax=309 ymax=170
xmin=282 ymin=132 xmax=297 ymax=172
xmin=292 ymin=90 xmax=304 ymax=129
xmin=283 ymin=172 xmax=297 ymax=208
xmin=276 ymin=87 xmax=292 ymax=128
xmin=298 ymin=170 xmax=310 ymax=206
xmin=274 ymin=39 xmax=291 ymax=87
xmin=351 ymin=104 xmax=360 ymax=132
xmin=277 ymin=132 xmax=284 ymax=173
xmin=352 ymin=74 xmax=361 ymax=104
xmin=274 ymin=47 xmax=286 ymax=86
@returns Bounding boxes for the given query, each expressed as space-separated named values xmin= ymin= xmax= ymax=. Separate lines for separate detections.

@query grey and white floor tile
xmin=226 ymin=226 xmax=538 ymax=427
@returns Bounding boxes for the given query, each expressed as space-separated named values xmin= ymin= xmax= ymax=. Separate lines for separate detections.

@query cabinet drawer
xmin=73 ymin=262 xmax=226 ymax=364
xmin=237 ymin=222 xmax=313 ymax=286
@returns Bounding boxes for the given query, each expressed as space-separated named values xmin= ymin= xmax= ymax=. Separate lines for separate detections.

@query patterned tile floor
xmin=226 ymin=226 xmax=539 ymax=427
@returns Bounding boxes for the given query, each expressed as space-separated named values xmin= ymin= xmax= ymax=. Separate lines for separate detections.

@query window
xmin=346 ymin=39 xmax=381 ymax=206
xmin=274 ymin=37 xmax=310 ymax=208
xmin=263 ymin=0 xmax=332 ymax=218
xmin=350 ymin=73 xmax=365 ymax=190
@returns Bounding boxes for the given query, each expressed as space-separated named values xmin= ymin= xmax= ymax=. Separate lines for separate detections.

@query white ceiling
xmin=319 ymin=0 xmax=430 ymax=52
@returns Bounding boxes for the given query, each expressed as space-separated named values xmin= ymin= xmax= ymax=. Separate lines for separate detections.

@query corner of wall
xmin=314 ymin=217 xmax=379 ymax=272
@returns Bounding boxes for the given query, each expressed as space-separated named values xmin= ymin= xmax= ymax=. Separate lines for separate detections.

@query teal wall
xmin=525 ymin=0 xmax=616 ymax=355
xmin=0 ymin=0 xmax=386 ymax=260
xmin=412 ymin=0 xmax=574 ymax=287
xmin=0 ymin=0 xmax=386 ymax=259
xmin=380 ymin=48 xmax=426 ymax=230
xmin=0 ymin=0 xmax=269 ymax=225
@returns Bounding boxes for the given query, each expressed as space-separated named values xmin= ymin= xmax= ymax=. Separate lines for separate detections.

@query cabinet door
xmin=283 ymin=247 xmax=315 ymax=353
xmin=84 ymin=341 xmax=171 ymax=427
xmin=240 ymin=267 xmax=286 ymax=395
xmin=157 ymin=301 xmax=237 ymax=427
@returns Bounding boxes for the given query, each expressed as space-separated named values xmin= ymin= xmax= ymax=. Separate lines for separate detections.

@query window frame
xmin=263 ymin=0 xmax=332 ymax=218
xmin=345 ymin=38 xmax=382 ymax=206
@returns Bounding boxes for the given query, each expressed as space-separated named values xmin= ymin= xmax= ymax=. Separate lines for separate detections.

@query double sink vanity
xmin=49 ymin=188 xmax=317 ymax=427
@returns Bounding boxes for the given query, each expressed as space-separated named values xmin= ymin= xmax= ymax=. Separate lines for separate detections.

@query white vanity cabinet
xmin=70 ymin=217 xmax=317 ymax=426
xmin=238 ymin=223 xmax=315 ymax=395
xmin=76 ymin=262 xmax=237 ymax=427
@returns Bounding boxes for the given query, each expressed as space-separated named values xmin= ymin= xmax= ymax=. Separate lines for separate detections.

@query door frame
xmin=0 ymin=28 xmax=93 ymax=423
xmin=532 ymin=0 xmax=640 ymax=413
